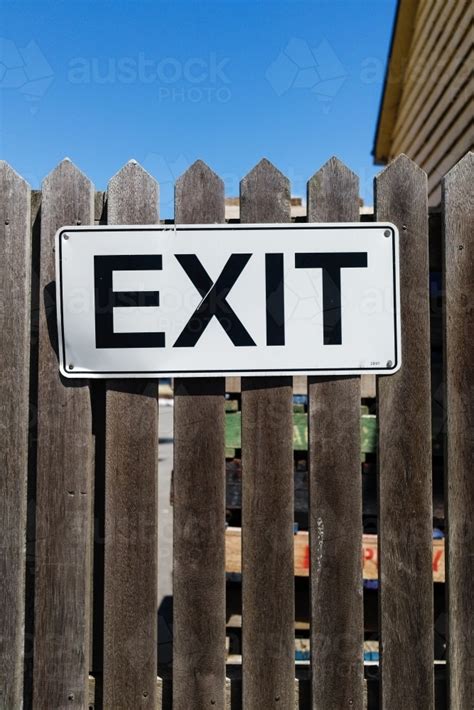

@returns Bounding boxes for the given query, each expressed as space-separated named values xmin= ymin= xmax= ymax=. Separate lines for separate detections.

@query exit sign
xmin=55 ymin=223 xmax=400 ymax=378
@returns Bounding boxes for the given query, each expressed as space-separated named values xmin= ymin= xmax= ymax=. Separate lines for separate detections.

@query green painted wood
xmin=225 ymin=411 xmax=376 ymax=455
xmin=224 ymin=399 xmax=239 ymax=412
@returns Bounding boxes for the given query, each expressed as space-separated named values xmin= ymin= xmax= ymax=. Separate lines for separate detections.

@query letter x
xmin=174 ymin=253 xmax=256 ymax=347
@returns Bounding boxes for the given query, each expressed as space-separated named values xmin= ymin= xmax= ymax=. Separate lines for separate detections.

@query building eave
xmin=373 ymin=0 xmax=421 ymax=164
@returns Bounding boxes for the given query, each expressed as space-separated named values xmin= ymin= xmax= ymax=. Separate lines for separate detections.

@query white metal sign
xmin=55 ymin=223 xmax=401 ymax=378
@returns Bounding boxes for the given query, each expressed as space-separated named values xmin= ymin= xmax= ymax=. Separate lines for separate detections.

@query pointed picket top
xmin=107 ymin=159 xmax=159 ymax=225
xmin=240 ymin=158 xmax=290 ymax=223
xmin=242 ymin=157 xmax=287 ymax=182
xmin=42 ymin=157 xmax=93 ymax=191
xmin=0 ymin=160 xmax=31 ymax=254
xmin=0 ymin=160 xmax=31 ymax=191
xmin=108 ymin=158 xmax=156 ymax=186
xmin=41 ymin=159 xmax=94 ymax=257
xmin=309 ymin=155 xmax=357 ymax=183
xmin=375 ymin=153 xmax=426 ymax=188
xmin=374 ymin=153 xmax=427 ymax=221
xmin=41 ymin=158 xmax=94 ymax=234
xmin=175 ymin=159 xmax=224 ymax=224
xmin=442 ymin=151 xmax=471 ymax=279
xmin=307 ymin=156 xmax=359 ymax=222
xmin=176 ymin=158 xmax=221 ymax=186
xmin=442 ymin=150 xmax=472 ymax=192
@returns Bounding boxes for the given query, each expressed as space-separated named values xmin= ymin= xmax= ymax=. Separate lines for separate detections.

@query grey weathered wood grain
xmin=0 ymin=162 xmax=31 ymax=708
xmin=173 ymin=160 xmax=226 ymax=709
xmin=103 ymin=161 xmax=159 ymax=709
xmin=442 ymin=151 xmax=473 ymax=710
xmin=33 ymin=159 xmax=94 ymax=708
xmin=240 ymin=159 xmax=295 ymax=709
xmin=240 ymin=157 xmax=290 ymax=223
xmin=175 ymin=158 xmax=225 ymax=224
xmin=307 ymin=157 xmax=364 ymax=709
xmin=375 ymin=154 xmax=434 ymax=709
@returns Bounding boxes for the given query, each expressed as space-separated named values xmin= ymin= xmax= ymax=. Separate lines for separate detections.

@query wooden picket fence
xmin=0 ymin=152 xmax=472 ymax=710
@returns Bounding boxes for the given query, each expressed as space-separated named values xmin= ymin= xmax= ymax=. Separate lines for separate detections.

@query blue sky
xmin=0 ymin=0 xmax=397 ymax=217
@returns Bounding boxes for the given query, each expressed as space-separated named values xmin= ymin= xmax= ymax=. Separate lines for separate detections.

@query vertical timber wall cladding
xmin=0 ymin=152 xmax=471 ymax=709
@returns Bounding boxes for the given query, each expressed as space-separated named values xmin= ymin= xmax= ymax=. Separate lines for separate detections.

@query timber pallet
xmin=224 ymin=526 xmax=446 ymax=582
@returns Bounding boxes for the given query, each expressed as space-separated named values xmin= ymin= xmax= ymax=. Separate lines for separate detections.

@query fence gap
xmin=306 ymin=156 xmax=364 ymax=709
xmin=240 ymin=158 xmax=295 ymax=708
xmin=375 ymin=154 xmax=434 ymax=709
xmin=33 ymin=159 xmax=94 ymax=708
xmin=24 ymin=188 xmax=42 ymax=708
xmin=102 ymin=161 xmax=159 ymax=708
xmin=173 ymin=159 xmax=227 ymax=709
xmin=442 ymin=151 xmax=473 ymax=710
xmin=90 ymin=378 xmax=105 ymax=698
xmin=0 ymin=161 xmax=31 ymax=707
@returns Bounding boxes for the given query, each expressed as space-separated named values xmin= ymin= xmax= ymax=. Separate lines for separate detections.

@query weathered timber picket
xmin=173 ymin=161 xmax=227 ymax=709
xmin=375 ymin=156 xmax=434 ymax=708
xmin=442 ymin=152 xmax=473 ymax=710
xmin=240 ymin=160 xmax=295 ymax=709
xmin=103 ymin=162 xmax=159 ymax=708
xmin=307 ymin=158 xmax=364 ymax=709
xmin=34 ymin=160 xmax=94 ymax=709
xmin=0 ymin=152 xmax=472 ymax=710
xmin=0 ymin=161 xmax=31 ymax=708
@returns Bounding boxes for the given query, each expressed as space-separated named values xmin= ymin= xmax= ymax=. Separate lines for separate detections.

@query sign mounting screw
xmin=63 ymin=233 xmax=69 ymax=240
xmin=68 ymin=363 xmax=74 ymax=370
xmin=384 ymin=229 xmax=391 ymax=238
xmin=386 ymin=360 xmax=393 ymax=368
